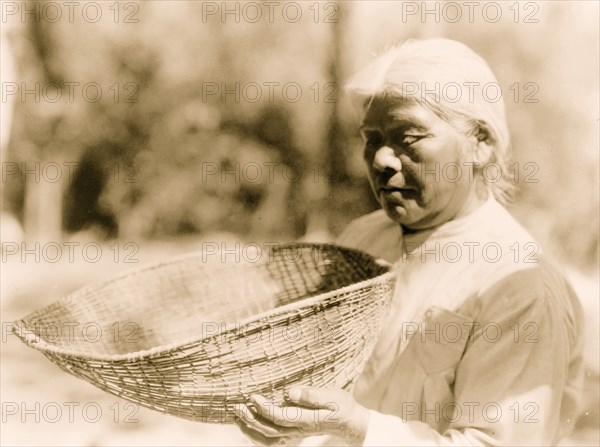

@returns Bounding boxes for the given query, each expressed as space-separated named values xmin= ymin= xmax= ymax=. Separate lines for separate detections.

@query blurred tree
xmin=20 ymin=6 xmax=65 ymax=243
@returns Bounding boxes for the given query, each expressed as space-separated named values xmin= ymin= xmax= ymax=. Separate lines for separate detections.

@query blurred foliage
xmin=2 ymin=1 xmax=598 ymax=272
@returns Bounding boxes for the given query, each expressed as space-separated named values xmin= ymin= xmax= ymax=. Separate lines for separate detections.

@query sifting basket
xmin=12 ymin=243 xmax=396 ymax=424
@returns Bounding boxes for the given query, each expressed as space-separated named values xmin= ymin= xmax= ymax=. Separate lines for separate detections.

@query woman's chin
xmin=382 ymin=202 xmax=411 ymax=224
xmin=382 ymin=200 xmax=432 ymax=229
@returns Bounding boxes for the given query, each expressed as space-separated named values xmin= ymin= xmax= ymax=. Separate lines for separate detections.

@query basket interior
xmin=18 ymin=244 xmax=388 ymax=356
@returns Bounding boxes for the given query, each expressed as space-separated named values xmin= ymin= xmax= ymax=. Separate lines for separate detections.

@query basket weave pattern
xmin=13 ymin=243 xmax=395 ymax=423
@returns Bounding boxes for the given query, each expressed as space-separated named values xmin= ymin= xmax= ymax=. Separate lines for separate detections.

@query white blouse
xmin=326 ymin=197 xmax=585 ymax=446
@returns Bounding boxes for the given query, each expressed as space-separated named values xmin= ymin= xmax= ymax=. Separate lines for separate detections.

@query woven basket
xmin=12 ymin=243 xmax=395 ymax=424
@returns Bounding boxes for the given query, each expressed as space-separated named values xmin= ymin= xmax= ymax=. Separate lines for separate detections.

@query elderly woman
xmin=233 ymin=39 xmax=584 ymax=446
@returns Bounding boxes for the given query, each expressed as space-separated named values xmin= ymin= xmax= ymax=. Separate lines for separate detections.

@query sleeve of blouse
xmin=361 ymin=265 xmax=585 ymax=446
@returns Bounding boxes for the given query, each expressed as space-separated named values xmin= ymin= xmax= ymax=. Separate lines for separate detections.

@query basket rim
xmin=12 ymin=243 xmax=396 ymax=362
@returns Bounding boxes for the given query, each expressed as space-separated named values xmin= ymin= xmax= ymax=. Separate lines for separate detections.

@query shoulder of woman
xmin=336 ymin=209 xmax=395 ymax=242
xmin=335 ymin=209 xmax=402 ymax=261
xmin=463 ymin=259 xmax=584 ymax=350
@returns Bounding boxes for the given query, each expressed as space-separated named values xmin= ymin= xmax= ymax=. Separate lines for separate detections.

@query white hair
xmin=346 ymin=38 xmax=514 ymax=203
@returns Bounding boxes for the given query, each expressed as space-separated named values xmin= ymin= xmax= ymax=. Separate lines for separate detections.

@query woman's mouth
xmin=380 ymin=187 xmax=419 ymax=202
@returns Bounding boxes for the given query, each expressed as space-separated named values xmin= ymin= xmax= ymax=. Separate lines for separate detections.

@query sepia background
xmin=1 ymin=1 xmax=598 ymax=445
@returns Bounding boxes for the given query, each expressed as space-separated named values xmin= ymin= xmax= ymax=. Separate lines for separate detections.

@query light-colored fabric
xmin=335 ymin=209 xmax=403 ymax=263
xmin=318 ymin=197 xmax=584 ymax=446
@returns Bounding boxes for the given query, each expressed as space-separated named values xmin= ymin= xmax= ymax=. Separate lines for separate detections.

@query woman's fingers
xmin=236 ymin=390 xmax=368 ymax=444
xmin=249 ymin=394 xmax=333 ymax=432
xmin=236 ymin=421 xmax=291 ymax=446
xmin=286 ymin=387 xmax=340 ymax=409
xmin=249 ymin=395 xmax=313 ymax=428
xmin=233 ymin=403 xmax=302 ymax=438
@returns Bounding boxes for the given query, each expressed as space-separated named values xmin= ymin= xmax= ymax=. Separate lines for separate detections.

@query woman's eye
xmin=364 ymin=133 xmax=383 ymax=148
xmin=401 ymin=134 xmax=423 ymax=145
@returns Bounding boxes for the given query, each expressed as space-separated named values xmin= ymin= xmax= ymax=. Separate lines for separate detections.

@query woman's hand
xmin=233 ymin=387 xmax=370 ymax=445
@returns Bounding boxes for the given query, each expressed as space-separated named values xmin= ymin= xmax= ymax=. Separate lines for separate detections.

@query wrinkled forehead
xmin=359 ymin=94 xmax=431 ymax=129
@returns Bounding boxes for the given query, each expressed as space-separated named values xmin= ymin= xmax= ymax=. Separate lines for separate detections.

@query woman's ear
xmin=472 ymin=123 xmax=494 ymax=165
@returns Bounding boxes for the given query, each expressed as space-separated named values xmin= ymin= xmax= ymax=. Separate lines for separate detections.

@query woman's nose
xmin=372 ymin=146 xmax=402 ymax=172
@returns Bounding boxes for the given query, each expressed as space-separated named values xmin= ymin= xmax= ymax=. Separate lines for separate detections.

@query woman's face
xmin=360 ymin=97 xmax=487 ymax=231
